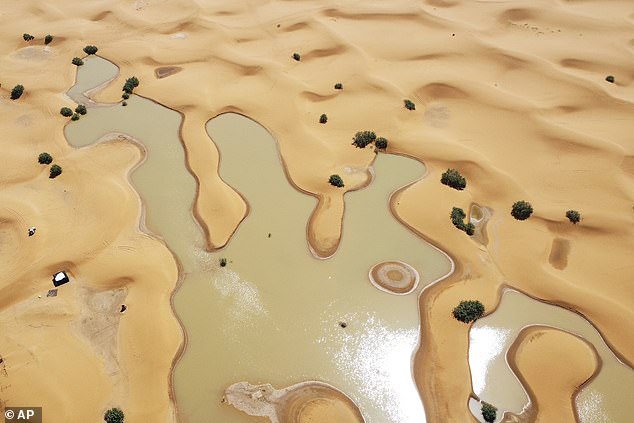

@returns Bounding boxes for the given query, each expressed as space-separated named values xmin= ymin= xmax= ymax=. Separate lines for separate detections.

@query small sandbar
xmin=154 ymin=66 xmax=182 ymax=79
xmin=225 ymin=381 xmax=365 ymax=423
xmin=368 ymin=261 xmax=419 ymax=295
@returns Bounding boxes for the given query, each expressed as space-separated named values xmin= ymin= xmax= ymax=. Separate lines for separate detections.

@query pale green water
xmin=469 ymin=289 xmax=634 ymax=423
xmin=65 ymin=57 xmax=452 ymax=423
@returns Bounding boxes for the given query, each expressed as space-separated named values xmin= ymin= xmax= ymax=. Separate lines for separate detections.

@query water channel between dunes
xmin=65 ymin=56 xmax=453 ymax=423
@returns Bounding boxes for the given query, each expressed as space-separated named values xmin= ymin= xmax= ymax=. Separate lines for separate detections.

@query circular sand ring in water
xmin=368 ymin=261 xmax=419 ymax=295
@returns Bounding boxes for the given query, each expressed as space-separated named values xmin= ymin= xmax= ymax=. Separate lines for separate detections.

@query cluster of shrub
xmin=121 ymin=76 xmax=139 ymax=105
xmin=328 ymin=174 xmax=344 ymax=188
xmin=23 ymin=33 xmax=54 ymax=44
xmin=38 ymin=152 xmax=62 ymax=179
xmin=60 ymin=104 xmax=87 ymax=121
xmin=351 ymin=131 xmax=388 ymax=150
xmin=104 ymin=407 xmax=124 ymax=423
xmin=450 ymin=207 xmax=475 ymax=236
xmin=10 ymin=84 xmax=24 ymax=100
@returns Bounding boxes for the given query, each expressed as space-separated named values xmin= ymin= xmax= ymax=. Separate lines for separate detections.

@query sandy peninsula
xmin=0 ymin=0 xmax=632 ymax=422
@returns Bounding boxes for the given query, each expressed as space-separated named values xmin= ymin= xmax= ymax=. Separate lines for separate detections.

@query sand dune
xmin=0 ymin=0 xmax=632 ymax=422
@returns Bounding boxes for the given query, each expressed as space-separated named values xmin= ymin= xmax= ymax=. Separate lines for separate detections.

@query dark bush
xmin=60 ymin=107 xmax=73 ymax=117
xmin=452 ymin=300 xmax=484 ymax=323
xmin=72 ymin=57 xmax=84 ymax=66
xmin=566 ymin=210 xmax=581 ymax=224
xmin=23 ymin=33 xmax=34 ymax=42
xmin=71 ymin=113 xmax=80 ymax=121
xmin=49 ymin=164 xmax=62 ymax=179
xmin=122 ymin=101 xmax=127 ymax=107
xmin=10 ymin=85 xmax=24 ymax=100
xmin=44 ymin=34 xmax=53 ymax=45
xmin=605 ymin=75 xmax=615 ymax=83
xmin=404 ymin=99 xmax=415 ymax=110
xmin=219 ymin=258 xmax=227 ymax=267
xmin=334 ymin=82 xmax=343 ymax=90
xmin=122 ymin=92 xmax=130 ymax=100
xmin=450 ymin=207 xmax=474 ymax=236
xmin=329 ymin=174 xmax=344 ymax=188
xmin=292 ymin=52 xmax=300 ymax=61
xmin=441 ymin=168 xmax=466 ymax=190
xmin=319 ymin=114 xmax=328 ymax=124
xmin=122 ymin=76 xmax=139 ymax=95
xmin=83 ymin=45 xmax=98 ymax=55
xmin=375 ymin=137 xmax=388 ymax=150
xmin=511 ymin=200 xmax=533 ymax=221
xmin=104 ymin=408 xmax=124 ymax=423
xmin=352 ymin=131 xmax=377 ymax=148
xmin=75 ymin=105 xmax=87 ymax=115
xmin=38 ymin=152 xmax=53 ymax=165
xmin=481 ymin=402 xmax=497 ymax=423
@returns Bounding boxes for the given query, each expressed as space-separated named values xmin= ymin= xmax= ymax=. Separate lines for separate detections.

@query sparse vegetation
xmin=219 ymin=258 xmax=227 ymax=267
xmin=71 ymin=113 xmax=80 ymax=121
xmin=319 ymin=114 xmax=328 ymax=124
xmin=511 ymin=201 xmax=533 ymax=221
xmin=329 ymin=174 xmax=344 ymax=188
xmin=441 ymin=168 xmax=466 ymax=190
xmin=38 ymin=152 xmax=53 ymax=165
xmin=404 ymin=99 xmax=416 ymax=110
xmin=375 ymin=137 xmax=388 ymax=150
xmin=122 ymin=76 xmax=139 ymax=99
xmin=60 ymin=107 xmax=73 ymax=117
xmin=292 ymin=52 xmax=301 ymax=61
xmin=104 ymin=407 xmax=124 ymax=423
xmin=352 ymin=131 xmax=377 ymax=148
xmin=605 ymin=75 xmax=615 ymax=84
xmin=450 ymin=207 xmax=475 ymax=236
xmin=72 ymin=57 xmax=84 ymax=66
xmin=10 ymin=84 xmax=24 ymax=100
xmin=452 ymin=300 xmax=485 ymax=323
xmin=75 ymin=105 xmax=87 ymax=115
xmin=481 ymin=402 xmax=497 ymax=423
xmin=83 ymin=45 xmax=98 ymax=55
xmin=44 ymin=34 xmax=53 ymax=45
xmin=566 ymin=210 xmax=581 ymax=224
xmin=49 ymin=164 xmax=62 ymax=179
xmin=334 ymin=82 xmax=343 ymax=90
xmin=23 ymin=33 xmax=34 ymax=42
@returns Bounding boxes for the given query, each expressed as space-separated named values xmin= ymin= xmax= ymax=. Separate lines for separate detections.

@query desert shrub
xmin=450 ymin=207 xmax=474 ymax=236
xmin=104 ymin=408 xmax=124 ymax=423
xmin=334 ymin=82 xmax=343 ymax=90
xmin=10 ymin=85 xmax=24 ymax=100
xmin=404 ymin=99 xmax=415 ymax=110
xmin=122 ymin=76 xmax=139 ymax=95
xmin=375 ymin=137 xmax=388 ymax=150
xmin=441 ymin=168 xmax=466 ymax=190
xmin=75 ymin=105 xmax=87 ymax=115
xmin=605 ymin=75 xmax=615 ymax=83
xmin=72 ymin=57 xmax=84 ymax=66
xmin=452 ymin=300 xmax=484 ymax=323
xmin=292 ymin=52 xmax=300 ymax=61
xmin=60 ymin=107 xmax=73 ymax=117
xmin=219 ymin=258 xmax=227 ymax=267
xmin=44 ymin=34 xmax=53 ymax=45
xmin=38 ymin=152 xmax=53 ymax=165
xmin=319 ymin=114 xmax=328 ymax=124
xmin=23 ymin=33 xmax=34 ymax=42
xmin=49 ymin=164 xmax=62 ymax=179
xmin=122 ymin=92 xmax=130 ymax=100
xmin=83 ymin=45 xmax=98 ymax=55
xmin=71 ymin=113 xmax=80 ymax=121
xmin=122 ymin=101 xmax=127 ymax=107
xmin=352 ymin=131 xmax=377 ymax=148
xmin=566 ymin=210 xmax=581 ymax=224
xmin=481 ymin=402 xmax=497 ymax=423
xmin=329 ymin=174 xmax=344 ymax=188
xmin=511 ymin=200 xmax=533 ymax=221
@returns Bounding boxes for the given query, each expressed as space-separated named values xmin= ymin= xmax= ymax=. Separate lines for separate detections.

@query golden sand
xmin=0 ymin=0 xmax=632 ymax=422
